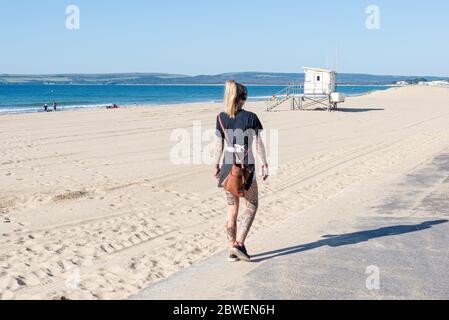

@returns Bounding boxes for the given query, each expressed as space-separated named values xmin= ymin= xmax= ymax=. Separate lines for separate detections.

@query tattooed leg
xmin=237 ymin=181 xmax=259 ymax=245
xmin=225 ymin=191 xmax=239 ymax=247
xmin=226 ymin=191 xmax=236 ymax=206
xmin=226 ymin=224 xmax=237 ymax=247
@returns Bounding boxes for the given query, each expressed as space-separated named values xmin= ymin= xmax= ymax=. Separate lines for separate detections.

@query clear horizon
xmin=1 ymin=0 xmax=449 ymax=76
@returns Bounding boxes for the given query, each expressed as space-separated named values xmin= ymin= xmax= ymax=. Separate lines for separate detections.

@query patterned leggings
xmin=225 ymin=181 xmax=259 ymax=246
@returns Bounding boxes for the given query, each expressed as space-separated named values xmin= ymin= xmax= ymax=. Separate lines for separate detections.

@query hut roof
xmin=303 ymin=67 xmax=335 ymax=74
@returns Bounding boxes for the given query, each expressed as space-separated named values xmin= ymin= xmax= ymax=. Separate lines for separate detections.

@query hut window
xmin=317 ymin=76 xmax=321 ymax=81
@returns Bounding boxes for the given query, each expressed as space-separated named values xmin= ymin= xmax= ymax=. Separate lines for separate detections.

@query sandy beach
xmin=1 ymin=86 xmax=449 ymax=300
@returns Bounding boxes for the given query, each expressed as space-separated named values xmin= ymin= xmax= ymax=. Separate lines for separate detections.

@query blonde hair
xmin=224 ymin=80 xmax=247 ymax=118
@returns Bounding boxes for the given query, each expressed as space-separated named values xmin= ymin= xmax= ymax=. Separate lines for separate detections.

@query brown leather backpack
xmin=217 ymin=115 xmax=252 ymax=198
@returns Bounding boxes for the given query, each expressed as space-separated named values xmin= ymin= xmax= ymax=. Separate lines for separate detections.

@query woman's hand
xmin=214 ymin=165 xmax=221 ymax=180
xmin=262 ymin=164 xmax=269 ymax=181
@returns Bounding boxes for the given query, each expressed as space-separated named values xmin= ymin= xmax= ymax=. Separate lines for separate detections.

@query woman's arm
xmin=255 ymin=134 xmax=269 ymax=181
xmin=214 ymin=137 xmax=224 ymax=179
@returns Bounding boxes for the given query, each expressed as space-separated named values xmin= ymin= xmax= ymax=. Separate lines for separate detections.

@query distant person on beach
xmin=43 ymin=104 xmax=48 ymax=112
xmin=214 ymin=80 xmax=269 ymax=263
xmin=53 ymin=102 xmax=57 ymax=111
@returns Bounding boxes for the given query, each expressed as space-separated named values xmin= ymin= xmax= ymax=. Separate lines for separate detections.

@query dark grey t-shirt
xmin=216 ymin=109 xmax=264 ymax=190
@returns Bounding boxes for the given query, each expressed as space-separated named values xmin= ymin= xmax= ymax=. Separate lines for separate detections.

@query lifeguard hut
xmin=266 ymin=67 xmax=345 ymax=112
xmin=303 ymin=67 xmax=335 ymax=95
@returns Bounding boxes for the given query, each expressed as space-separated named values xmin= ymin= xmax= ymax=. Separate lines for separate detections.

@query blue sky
xmin=1 ymin=0 xmax=448 ymax=76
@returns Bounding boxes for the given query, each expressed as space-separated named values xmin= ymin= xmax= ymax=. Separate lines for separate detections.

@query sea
xmin=0 ymin=85 xmax=393 ymax=115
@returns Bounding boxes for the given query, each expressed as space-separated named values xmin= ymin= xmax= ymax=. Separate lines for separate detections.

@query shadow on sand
xmin=336 ymin=107 xmax=385 ymax=113
xmin=251 ymin=220 xmax=448 ymax=263
xmin=272 ymin=107 xmax=384 ymax=113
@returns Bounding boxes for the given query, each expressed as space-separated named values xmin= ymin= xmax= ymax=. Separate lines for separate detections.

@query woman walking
xmin=214 ymin=81 xmax=269 ymax=262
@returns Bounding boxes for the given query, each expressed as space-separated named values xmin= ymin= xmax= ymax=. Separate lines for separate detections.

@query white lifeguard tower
xmin=266 ymin=67 xmax=345 ymax=112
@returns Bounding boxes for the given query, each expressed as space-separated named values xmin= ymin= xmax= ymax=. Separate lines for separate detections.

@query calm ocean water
xmin=0 ymin=85 xmax=393 ymax=114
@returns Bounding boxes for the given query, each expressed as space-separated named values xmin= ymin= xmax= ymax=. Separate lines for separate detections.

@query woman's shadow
xmin=251 ymin=219 xmax=448 ymax=263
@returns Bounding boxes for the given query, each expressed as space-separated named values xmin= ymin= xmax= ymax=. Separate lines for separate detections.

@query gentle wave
xmin=0 ymin=103 xmax=112 ymax=115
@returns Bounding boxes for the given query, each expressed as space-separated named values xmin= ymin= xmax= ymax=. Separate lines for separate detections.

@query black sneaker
xmin=231 ymin=244 xmax=251 ymax=262
xmin=228 ymin=253 xmax=240 ymax=262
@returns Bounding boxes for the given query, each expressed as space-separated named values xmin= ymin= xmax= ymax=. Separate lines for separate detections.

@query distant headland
xmin=0 ymin=72 xmax=447 ymax=86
